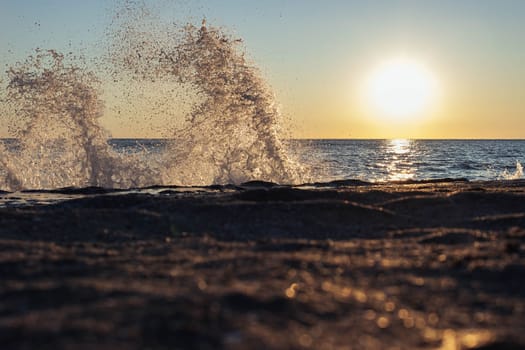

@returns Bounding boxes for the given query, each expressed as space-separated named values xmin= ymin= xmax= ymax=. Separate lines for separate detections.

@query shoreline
xmin=1 ymin=180 xmax=525 ymax=349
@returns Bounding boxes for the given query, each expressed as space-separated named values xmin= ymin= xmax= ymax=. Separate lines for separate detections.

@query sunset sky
xmin=1 ymin=0 xmax=524 ymax=139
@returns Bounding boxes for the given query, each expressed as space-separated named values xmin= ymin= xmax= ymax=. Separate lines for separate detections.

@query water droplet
xmin=364 ymin=309 xmax=376 ymax=321
xmin=384 ymin=301 xmax=396 ymax=312
xmin=298 ymin=333 xmax=313 ymax=347
xmin=285 ymin=283 xmax=298 ymax=298
xmin=377 ymin=316 xmax=390 ymax=329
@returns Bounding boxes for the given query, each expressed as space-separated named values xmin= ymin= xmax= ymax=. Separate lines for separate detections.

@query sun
xmin=365 ymin=58 xmax=438 ymax=119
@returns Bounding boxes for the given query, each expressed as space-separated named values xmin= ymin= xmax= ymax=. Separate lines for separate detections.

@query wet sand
xmin=1 ymin=180 xmax=525 ymax=349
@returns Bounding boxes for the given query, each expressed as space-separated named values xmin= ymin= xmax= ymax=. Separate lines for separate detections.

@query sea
xmin=0 ymin=14 xmax=523 ymax=193
xmin=0 ymin=139 xmax=522 ymax=196
xmin=110 ymin=138 xmax=524 ymax=183
xmin=294 ymin=139 xmax=524 ymax=182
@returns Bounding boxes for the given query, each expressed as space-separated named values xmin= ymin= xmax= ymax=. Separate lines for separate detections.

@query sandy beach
xmin=1 ymin=179 xmax=525 ymax=349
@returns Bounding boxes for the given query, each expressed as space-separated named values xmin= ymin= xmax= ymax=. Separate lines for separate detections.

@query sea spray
xmin=1 ymin=49 xmax=163 ymax=190
xmin=501 ymin=161 xmax=523 ymax=180
xmin=2 ymin=50 xmax=110 ymax=190
xmin=107 ymin=12 xmax=305 ymax=185
xmin=0 ymin=9 xmax=306 ymax=191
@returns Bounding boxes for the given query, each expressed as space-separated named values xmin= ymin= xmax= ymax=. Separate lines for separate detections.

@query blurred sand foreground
xmin=0 ymin=180 xmax=524 ymax=349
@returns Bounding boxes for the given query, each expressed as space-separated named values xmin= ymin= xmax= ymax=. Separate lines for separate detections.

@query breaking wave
xmin=0 ymin=4 xmax=306 ymax=191
xmin=501 ymin=161 xmax=523 ymax=180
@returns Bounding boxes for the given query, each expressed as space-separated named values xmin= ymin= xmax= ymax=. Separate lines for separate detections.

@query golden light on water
xmin=365 ymin=58 xmax=438 ymax=121
xmin=384 ymin=139 xmax=416 ymax=181
xmin=390 ymin=138 xmax=411 ymax=155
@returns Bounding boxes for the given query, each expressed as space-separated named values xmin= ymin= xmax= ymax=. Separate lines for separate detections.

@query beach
xmin=1 ymin=0 xmax=525 ymax=348
xmin=1 ymin=179 xmax=524 ymax=349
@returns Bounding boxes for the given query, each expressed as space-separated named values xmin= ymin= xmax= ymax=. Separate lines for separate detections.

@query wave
xmin=0 ymin=4 xmax=307 ymax=191
xmin=501 ymin=161 xmax=523 ymax=180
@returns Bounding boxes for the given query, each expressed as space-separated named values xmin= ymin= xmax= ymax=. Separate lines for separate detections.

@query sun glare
xmin=365 ymin=58 xmax=438 ymax=120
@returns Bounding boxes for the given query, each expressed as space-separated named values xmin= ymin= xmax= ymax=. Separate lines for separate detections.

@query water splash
xmin=1 ymin=49 xmax=163 ymax=191
xmin=107 ymin=11 xmax=304 ymax=185
xmin=0 ymin=5 xmax=306 ymax=191
xmin=501 ymin=161 xmax=523 ymax=180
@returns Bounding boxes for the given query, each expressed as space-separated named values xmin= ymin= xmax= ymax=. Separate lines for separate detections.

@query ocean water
xmin=109 ymin=138 xmax=523 ymax=183
xmin=0 ymin=3 xmax=523 ymax=192
xmin=295 ymin=139 xmax=524 ymax=182
xmin=0 ymin=138 xmax=523 ymax=193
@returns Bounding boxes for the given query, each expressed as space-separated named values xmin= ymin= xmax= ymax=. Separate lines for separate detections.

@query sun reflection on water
xmin=390 ymin=138 xmax=411 ymax=155
xmin=383 ymin=139 xmax=416 ymax=181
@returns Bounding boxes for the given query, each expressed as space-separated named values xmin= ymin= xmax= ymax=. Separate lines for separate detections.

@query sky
xmin=1 ymin=0 xmax=524 ymax=139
